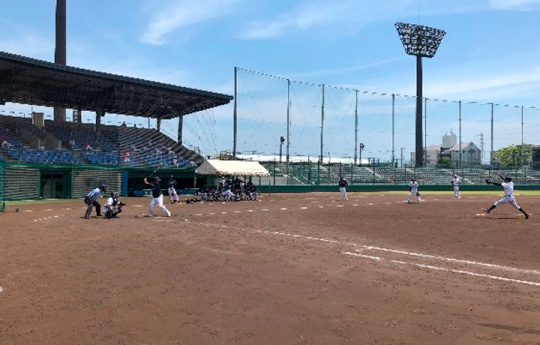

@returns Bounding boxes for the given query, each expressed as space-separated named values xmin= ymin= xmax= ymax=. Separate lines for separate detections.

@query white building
xmin=412 ymin=131 xmax=481 ymax=167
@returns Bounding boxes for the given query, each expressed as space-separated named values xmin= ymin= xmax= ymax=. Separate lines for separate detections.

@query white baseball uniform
xmin=493 ymin=181 xmax=521 ymax=209
xmin=407 ymin=180 xmax=421 ymax=204
xmin=451 ymin=177 xmax=461 ymax=198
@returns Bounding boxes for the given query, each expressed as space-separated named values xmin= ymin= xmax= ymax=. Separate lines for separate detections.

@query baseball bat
xmin=148 ymin=164 xmax=163 ymax=178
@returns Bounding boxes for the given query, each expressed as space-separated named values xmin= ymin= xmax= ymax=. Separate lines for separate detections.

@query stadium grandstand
xmin=0 ymin=51 xmax=232 ymax=204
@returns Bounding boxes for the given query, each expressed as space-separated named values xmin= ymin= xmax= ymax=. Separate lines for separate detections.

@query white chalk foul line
xmin=199 ymin=221 xmax=540 ymax=286
xmin=356 ymin=246 xmax=540 ymax=276
xmin=343 ymin=252 xmax=540 ymax=287
xmin=33 ymin=215 xmax=62 ymax=222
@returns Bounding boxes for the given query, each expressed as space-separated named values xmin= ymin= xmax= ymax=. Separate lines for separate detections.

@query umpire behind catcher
xmin=84 ymin=184 xmax=107 ymax=219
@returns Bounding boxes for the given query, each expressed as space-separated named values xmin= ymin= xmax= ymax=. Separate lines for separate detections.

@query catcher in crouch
xmin=103 ymin=192 xmax=125 ymax=219
xmin=483 ymin=172 xmax=529 ymax=219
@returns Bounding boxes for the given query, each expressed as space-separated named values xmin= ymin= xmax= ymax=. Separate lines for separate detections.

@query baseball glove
xmin=485 ymin=178 xmax=491 ymax=184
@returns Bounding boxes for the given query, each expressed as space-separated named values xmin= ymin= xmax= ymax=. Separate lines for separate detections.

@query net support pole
xmin=354 ymin=90 xmax=358 ymax=165
xmin=233 ymin=66 xmax=238 ymax=159
xmin=392 ymin=93 xmax=395 ymax=166
xmin=286 ymin=79 xmax=290 ymax=169
xmin=177 ymin=115 xmax=183 ymax=145
xmin=459 ymin=101 xmax=462 ymax=172
xmin=490 ymin=103 xmax=494 ymax=168
xmin=521 ymin=106 xmax=524 ymax=168
xmin=424 ymin=97 xmax=427 ymax=164
xmin=320 ymin=84 xmax=325 ymax=164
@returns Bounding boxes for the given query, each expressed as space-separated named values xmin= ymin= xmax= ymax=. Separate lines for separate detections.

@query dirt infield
xmin=1 ymin=192 xmax=539 ymax=345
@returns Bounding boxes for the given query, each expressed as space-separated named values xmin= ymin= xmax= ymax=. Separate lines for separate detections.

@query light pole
xmin=359 ymin=143 xmax=365 ymax=166
xmin=395 ymin=22 xmax=446 ymax=167
xmin=279 ymin=136 xmax=284 ymax=163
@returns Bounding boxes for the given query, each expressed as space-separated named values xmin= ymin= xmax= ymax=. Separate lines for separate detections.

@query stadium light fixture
xmin=395 ymin=22 xmax=446 ymax=167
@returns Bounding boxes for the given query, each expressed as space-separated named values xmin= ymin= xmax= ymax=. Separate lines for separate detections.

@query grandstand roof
xmin=0 ymin=51 xmax=233 ymax=119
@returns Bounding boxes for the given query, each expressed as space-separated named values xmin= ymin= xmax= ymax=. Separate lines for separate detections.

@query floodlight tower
xmin=395 ymin=22 xmax=446 ymax=167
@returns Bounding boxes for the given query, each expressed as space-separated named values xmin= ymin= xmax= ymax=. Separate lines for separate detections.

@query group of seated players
xmin=196 ymin=177 xmax=259 ymax=202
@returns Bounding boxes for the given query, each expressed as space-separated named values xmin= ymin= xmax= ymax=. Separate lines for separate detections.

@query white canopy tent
xmin=195 ymin=159 xmax=270 ymax=177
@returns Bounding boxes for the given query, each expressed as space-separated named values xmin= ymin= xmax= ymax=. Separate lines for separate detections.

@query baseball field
xmin=1 ymin=192 xmax=539 ymax=345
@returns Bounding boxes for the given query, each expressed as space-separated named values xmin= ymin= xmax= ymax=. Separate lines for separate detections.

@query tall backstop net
xmin=235 ymin=67 xmax=540 ymax=169
xmin=0 ymin=159 xmax=5 ymax=211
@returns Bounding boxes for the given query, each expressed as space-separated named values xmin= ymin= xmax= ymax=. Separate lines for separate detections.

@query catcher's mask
xmin=111 ymin=192 xmax=119 ymax=199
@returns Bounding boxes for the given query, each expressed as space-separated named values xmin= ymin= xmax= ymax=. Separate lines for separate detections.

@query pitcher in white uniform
xmin=484 ymin=172 xmax=529 ymax=219
xmin=407 ymin=178 xmax=421 ymax=204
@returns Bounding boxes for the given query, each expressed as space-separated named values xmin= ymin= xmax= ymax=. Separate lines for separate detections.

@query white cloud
xmin=237 ymin=1 xmax=366 ymax=39
xmin=432 ymin=69 xmax=540 ymax=96
xmin=236 ymin=0 xmax=488 ymax=40
xmin=490 ymin=0 xmax=540 ymax=10
xmin=287 ymin=57 xmax=408 ymax=80
xmin=140 ymin=0 xmax=243 ymax=45
xmin=0 ymin=34 xmax=53 ymax=60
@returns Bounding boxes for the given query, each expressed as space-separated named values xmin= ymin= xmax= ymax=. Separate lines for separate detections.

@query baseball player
xmin=143 ymin=176 xmax=171 ymax=217
xmin=338 ymin=177 xmax=348 ymax=200
xmin=451 ymin=174 xmax=462 ymax=198
xmin=103 ymin=192 xmax=125 ymax=219
xmin=483 ymin=172 xmax=529 ymax=219
xmin=84 ymin=184 xmax=107 ymax=219
xmin=407 ymin=178 xmax=421 ymax=204
xmin=168 ymin=175 xmax=180 ymax=204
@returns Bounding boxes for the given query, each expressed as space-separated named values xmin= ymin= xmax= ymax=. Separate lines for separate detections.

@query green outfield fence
xmin=254 ymin=161 xmax=540 ymax=192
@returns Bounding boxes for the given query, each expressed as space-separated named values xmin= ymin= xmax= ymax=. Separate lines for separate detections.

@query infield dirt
xmin=1 ymin=192 xmax=539 ymax=345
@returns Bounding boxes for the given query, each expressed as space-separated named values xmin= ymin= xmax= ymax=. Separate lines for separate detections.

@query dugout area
xmin=1 ymin=162 xmax=204 ymax=201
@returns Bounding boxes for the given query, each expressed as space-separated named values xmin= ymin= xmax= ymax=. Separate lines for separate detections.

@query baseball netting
xmin=0 ymin=159 xmax=5 ymax=212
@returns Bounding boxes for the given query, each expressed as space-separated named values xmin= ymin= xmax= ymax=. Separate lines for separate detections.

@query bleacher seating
xmin=3 ymin=148 xmax=81 ymax=164
xmin=0 ymin=114 xmax=203 ymax=167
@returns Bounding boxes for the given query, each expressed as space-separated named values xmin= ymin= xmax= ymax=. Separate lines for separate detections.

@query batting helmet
xmin=154 ymin=177 xmax=161 ymax=182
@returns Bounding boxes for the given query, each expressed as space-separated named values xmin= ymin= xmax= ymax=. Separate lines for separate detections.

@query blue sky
xmin=1 ymin=0 xmax=540 ymax=161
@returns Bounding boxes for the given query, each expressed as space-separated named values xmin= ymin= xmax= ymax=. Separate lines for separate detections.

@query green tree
xmin=436 ymin=157 xmax=451 ymax=168
xmin=493 ymin=144 xmax=532 ymax=167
